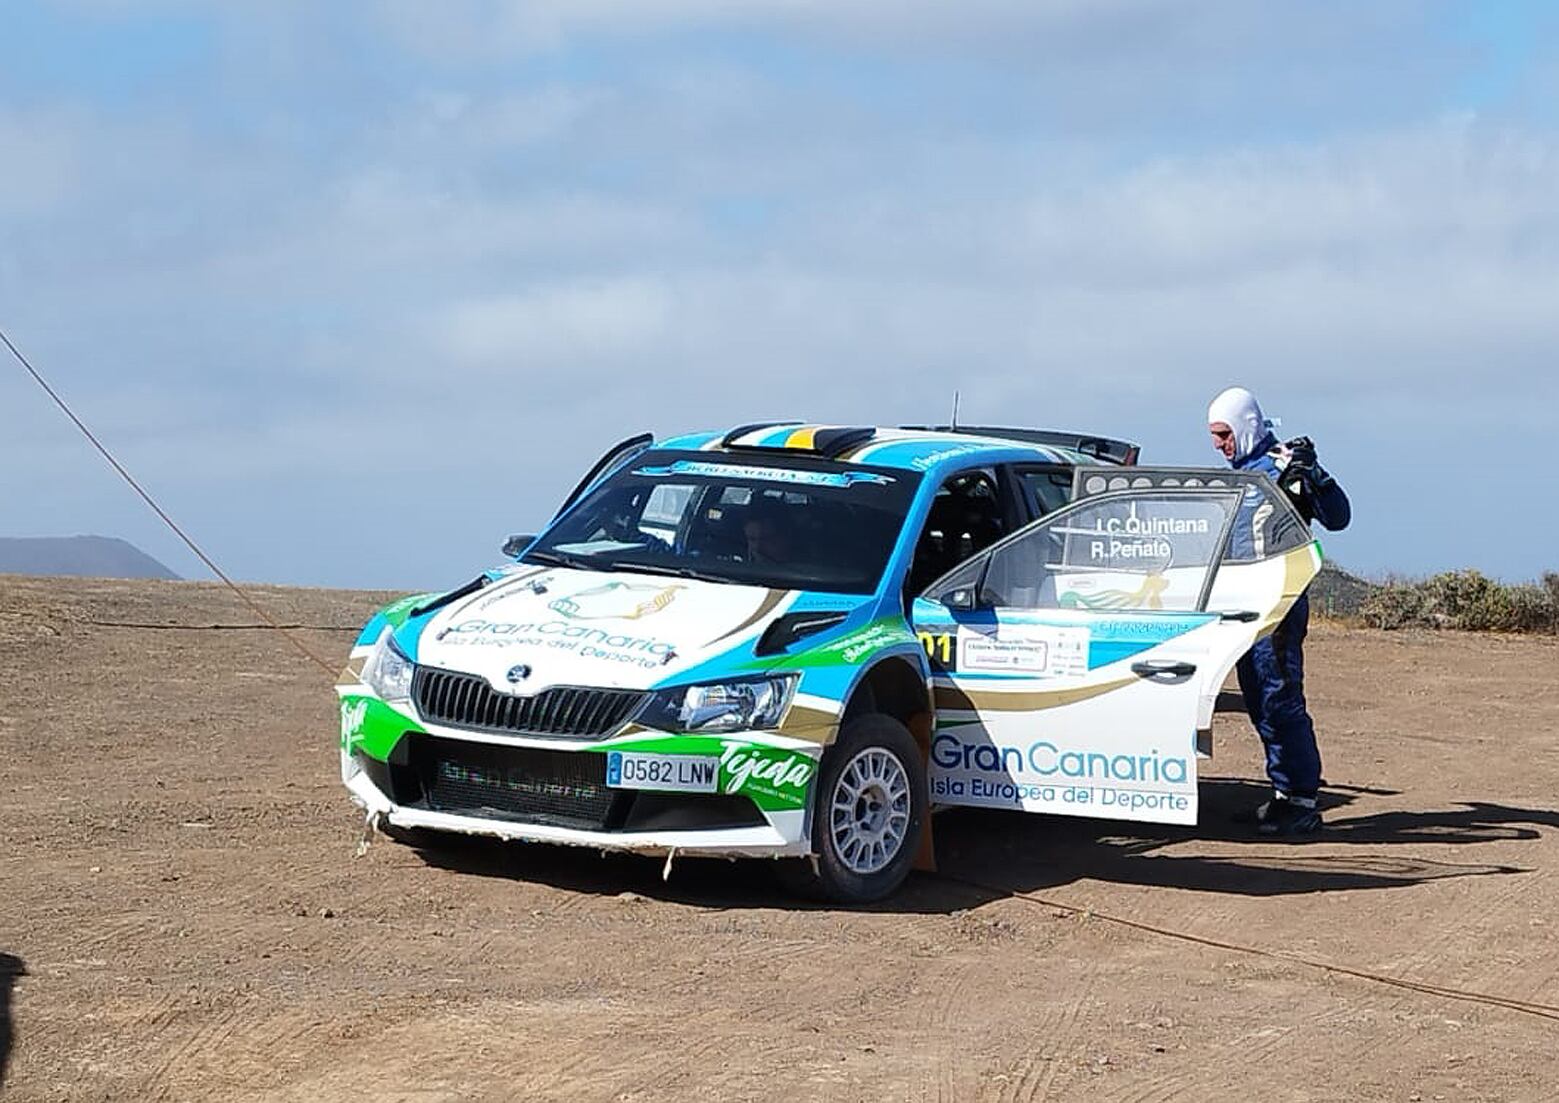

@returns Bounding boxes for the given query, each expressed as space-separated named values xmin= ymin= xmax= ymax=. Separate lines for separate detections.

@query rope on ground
xmin=2 ymin=324 xmax=340 ymax=678
xmin=940 ymin=873 xmax=1559 ymax=1025
xmin=86 ymin=620 xmax=362 ymax=632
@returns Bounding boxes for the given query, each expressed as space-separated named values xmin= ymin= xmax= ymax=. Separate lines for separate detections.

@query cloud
xmin=0 ymin=109 xmax=86 ymax=217
xmin=370 ymin=0 xmax=1411 ymax=58
xmin=377 ymin=86 xmax=607 ymax=153
xmin=1022 ymin=117 xmax=1559 ymax=285
xmin=366 ymin=0 xmax=1465 ymax=137
xmin=435 ymin=279 xmax=677 ymax=367
xmin=5 ymin=4 xmax=1559 ymax=585
xmin=372 ymin=0 xmax=1143 ymax=54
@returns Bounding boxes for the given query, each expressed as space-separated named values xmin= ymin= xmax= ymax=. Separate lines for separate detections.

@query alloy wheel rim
xmin=829 ymin=747 xmax=911 ymax=875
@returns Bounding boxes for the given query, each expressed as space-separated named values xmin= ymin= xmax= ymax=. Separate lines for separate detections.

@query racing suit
xmin=1231 ymin=431 xmax=1351 ymax=804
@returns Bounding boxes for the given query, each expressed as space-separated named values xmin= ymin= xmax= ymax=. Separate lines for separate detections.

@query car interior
xmin=905 ymin=469 xmax=1011 ymax=597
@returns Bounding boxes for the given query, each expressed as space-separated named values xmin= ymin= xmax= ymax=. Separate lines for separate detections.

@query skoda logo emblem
xmin=505 ymin=664 xmax=532 ymax=685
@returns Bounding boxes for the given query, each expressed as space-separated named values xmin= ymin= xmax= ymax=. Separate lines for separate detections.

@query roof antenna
xmin=950 ymin=389 xmax=961 ymax=430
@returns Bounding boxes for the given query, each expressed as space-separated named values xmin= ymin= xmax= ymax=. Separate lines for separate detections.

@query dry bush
xmin=1360 ymin=569 xmax=1559 ymax=634
xmin=1359 ymin=579 xmax=1430 ymax=630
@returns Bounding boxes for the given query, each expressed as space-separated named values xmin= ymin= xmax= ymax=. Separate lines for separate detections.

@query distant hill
xmin=1309 ymin=561 xmax=1376 ymax=618
xmin=0 ymin=536 xmax=179 ymax=580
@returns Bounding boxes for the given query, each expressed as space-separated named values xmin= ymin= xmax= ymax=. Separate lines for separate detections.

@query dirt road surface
xmin=3 ymin=576 xmax=1557 ymax=1101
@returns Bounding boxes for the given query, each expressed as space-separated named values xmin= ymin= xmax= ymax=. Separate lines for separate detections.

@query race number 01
xmin=918 ymin=632 xmax=952 ymax=665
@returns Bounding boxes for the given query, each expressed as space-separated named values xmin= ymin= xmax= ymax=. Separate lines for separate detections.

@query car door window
xmin=930 ymin=489 xmax=1242 ymax=613
xmin=1223 ymin=483 xmax=1311 ymax=563
xmin=1011 ymin=465 xmax=1074 ymax=521
xmin=906 ymin=468 xmax=1009 ymax=597
xmin=1071 ymin=467 xmax=1312 ymax=566
xmin=638 ymin=483 xmax=696 ymax=546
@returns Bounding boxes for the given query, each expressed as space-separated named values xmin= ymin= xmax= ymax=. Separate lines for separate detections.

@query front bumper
xmin=339 ymin=688 xmax=819 ymax=859
xmin=345 ymin=756 xmax=807 ymax=857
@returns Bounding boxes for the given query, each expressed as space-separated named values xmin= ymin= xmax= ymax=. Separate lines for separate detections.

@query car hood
xmin=408 ymin=566 xmax=803 ymax=693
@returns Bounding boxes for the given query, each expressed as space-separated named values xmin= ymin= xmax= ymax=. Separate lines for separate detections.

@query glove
xmin=1283 ymin=436 xmax=1317 ymax=479
xmin=1273 ymin=436 xmax=1318 ymax=516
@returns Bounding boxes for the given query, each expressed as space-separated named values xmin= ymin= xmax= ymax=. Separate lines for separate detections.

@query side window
xmin=639 ymin=483 xmax=696 ymax=545
xmin=1225 ymin=483 xmax=1311 ymax=563
xmin=938 ymin=490 xmax=1241 ymax=612
xmin=906 ymin=468 xmax=1009 ymax=597
xmin=1012 ymin=465 xmax=1074 ymax=520
xmin=1070 ymin=467 xmax=1309 ymax=566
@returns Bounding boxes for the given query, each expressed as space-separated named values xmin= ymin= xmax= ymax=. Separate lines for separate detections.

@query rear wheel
xmin=777 ymin=713 xmax=927 ymax=904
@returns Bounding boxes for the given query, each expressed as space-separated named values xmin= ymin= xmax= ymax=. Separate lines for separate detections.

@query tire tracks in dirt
xmin=505 ymin=1006 xmax=763 ymax=1100
xmin=972 ymin=936 xmax=1101 ymax=1103
xmin=1016 ymin=950 xmax=1100 ymax=1103
xmin=11 ymin=585 xmax=1559 ymax=1102
xmin=1349 ymin=869 xmax=1534 ymax=1042
xmin=910 ymin=956 xmax=974 ymax=1103
xmin=138 ymin=998 xmax=254 ymax=1101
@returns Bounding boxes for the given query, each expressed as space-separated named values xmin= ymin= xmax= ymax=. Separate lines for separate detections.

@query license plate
xmin=606 ymin=751 xmax=720 ymax=793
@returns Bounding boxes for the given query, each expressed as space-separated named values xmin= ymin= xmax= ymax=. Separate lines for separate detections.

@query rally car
xmin=338 ymin=422 xmax=1319 ymax=902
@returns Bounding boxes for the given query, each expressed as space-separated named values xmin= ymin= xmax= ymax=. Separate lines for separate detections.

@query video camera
xmin=1271 ymin=435 xmax=1318 ymax=516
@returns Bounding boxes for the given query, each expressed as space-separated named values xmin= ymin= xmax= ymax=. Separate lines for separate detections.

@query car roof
xmin=655 ymin=423 xmax=1116 ymax=473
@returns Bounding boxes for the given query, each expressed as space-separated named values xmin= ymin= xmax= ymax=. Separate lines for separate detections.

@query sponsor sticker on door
xmin=957 ymin=625 xmax=1089 ymax=679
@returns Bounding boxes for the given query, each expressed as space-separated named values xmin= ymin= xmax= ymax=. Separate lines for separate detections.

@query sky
xmin=3 ymin=0 xmax=1557 ymax=590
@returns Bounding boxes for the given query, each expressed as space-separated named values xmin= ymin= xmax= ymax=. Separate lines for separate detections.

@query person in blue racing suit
xmin=1208 ymin=386 xmax=1352 ymax=835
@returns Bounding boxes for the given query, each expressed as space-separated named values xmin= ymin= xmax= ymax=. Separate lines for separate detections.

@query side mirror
xmin=501 ymin=533 xmax=537 ymax=558
xmin=941 ymin=587 xmax=978 ymax=612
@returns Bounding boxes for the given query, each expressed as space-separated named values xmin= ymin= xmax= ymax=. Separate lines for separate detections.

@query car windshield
xmin=525 ymin=450 xmax=922 ymax=593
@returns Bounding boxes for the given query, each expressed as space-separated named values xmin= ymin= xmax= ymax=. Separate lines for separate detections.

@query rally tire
xmin=778 ymin=713 xmax=927 ymax=904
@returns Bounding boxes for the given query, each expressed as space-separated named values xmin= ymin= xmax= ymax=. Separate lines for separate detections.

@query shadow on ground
xmin=1 ymin=952 xmax=24 ymax=1089
xmin=397 ymin=777 xmax=1550 ymax=914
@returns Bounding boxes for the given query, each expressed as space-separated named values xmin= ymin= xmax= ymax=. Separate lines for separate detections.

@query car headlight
xmin=639 ymin=675 xmax=798 ymax=734
xmin=363 ymin=628 xmax=415 ymax=702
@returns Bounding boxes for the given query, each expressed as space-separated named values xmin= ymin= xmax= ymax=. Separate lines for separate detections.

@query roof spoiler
xmin=900 ymin=425 xmax=1140 ymax=466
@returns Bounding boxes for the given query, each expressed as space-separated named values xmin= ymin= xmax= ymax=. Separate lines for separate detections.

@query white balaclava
xmin=1207 ymin=386 xmax=1272 ymax=463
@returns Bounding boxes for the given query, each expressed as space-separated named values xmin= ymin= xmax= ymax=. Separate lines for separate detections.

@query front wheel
xmin=777 ymin=713 xmax=927 ymax=904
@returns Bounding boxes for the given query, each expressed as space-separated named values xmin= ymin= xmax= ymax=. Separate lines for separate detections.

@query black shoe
xmin=1230 ymin=800 xmax=1268 ymax=825
xmin=1231 ymin=798 xmax=1287 ymax=825
xmin=1256 ymin=799 xmax=1322 ymax=836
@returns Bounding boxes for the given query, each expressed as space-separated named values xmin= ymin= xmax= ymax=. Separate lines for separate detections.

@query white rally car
xmin=339 ymin=423 xmax=1319 ymax=901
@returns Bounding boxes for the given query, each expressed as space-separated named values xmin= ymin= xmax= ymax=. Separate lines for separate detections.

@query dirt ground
xmin=2 ymin=575 xmax=1557 ymax=1102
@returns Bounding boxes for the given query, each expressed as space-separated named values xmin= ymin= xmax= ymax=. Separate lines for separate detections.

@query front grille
xmin=414 ymin=667 xmax=646 ymax=739
xmin=413 ymin=737 xmax=618 ymax=830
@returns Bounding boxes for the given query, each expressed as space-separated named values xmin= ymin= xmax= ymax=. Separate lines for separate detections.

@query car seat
xmin=686 ymin=502 xmax=749 ymax=561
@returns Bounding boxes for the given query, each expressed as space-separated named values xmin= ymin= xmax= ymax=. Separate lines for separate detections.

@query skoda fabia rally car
xmin=339 ymin=422 xmax=1321 ymax=902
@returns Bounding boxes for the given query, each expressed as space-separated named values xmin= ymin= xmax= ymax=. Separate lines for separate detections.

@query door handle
xmin=1132 ymin=660 xmax=1197 ymax=679
xmin=1218 ymin=610 xmax=1260 ymax=623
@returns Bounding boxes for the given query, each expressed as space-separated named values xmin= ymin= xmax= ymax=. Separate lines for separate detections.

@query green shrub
xmin=1360 ymin=580 xmax=1431 ymax=630
xmin=1358 ymin=568 xmax=1559 ymax=634
xmin=1506 ymin=584 xmax=1559 ymax=633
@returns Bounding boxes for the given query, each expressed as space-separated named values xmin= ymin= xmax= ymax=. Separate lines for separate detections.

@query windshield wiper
xmin=522 ymin=549 xmax=610 ymax=572
xmin=525 ymin=549 xmax=729 ymax=584
xmin=616 ymin=561 xmax=733 ymax=585
xmin=408 ymin=574 xmax=490 ymax=619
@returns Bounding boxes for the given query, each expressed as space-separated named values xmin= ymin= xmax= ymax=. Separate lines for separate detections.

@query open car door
xmin=909 ymin=468 xmax=1319 ymax=825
